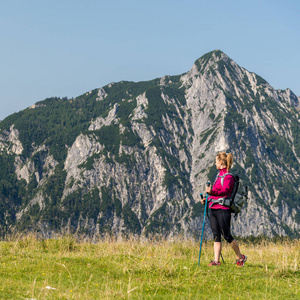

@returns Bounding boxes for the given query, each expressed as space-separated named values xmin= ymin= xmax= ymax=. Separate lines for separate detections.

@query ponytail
xmin=216 ymin=152 xmax=233 ymax=172
xmin=226 ymin=153 xmax=233 ymax=172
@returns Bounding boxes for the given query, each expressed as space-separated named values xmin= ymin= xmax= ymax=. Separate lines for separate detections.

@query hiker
xmin=200 ymin=152 xmax=247 ymax=267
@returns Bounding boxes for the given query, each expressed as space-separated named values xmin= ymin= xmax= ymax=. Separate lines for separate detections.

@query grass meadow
xmin=0 ymin=234 xmax=299 ymax=299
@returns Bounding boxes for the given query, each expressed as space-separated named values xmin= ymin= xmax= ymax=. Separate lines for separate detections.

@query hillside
xmin=0 ymin=50 xmax=300 ymax=238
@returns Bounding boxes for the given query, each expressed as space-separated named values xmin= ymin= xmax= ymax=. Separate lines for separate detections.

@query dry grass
xmin=0 ymin=234 xmax=299 ymax=299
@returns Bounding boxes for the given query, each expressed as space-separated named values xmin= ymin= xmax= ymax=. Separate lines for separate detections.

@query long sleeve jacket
xmin=208 ymin=168 xmax=234 ymax=210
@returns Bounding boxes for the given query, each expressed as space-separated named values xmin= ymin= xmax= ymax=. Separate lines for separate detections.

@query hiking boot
xmin=236 ymin=254 xmax=247 ymax=267
xmin=208 ymin=261 xmax=221 ymax=266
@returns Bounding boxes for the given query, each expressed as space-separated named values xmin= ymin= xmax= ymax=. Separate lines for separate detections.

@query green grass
xmin=0 ymin=234 xmax=299 ymax=299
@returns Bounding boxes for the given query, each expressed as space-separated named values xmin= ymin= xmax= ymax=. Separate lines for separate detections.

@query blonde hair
xmin=216 ymin=152 xmax=233 ymax=172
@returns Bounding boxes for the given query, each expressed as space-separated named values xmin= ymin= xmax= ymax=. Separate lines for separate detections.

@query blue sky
xmin=0 ymin=0 xmax=299 ymax=120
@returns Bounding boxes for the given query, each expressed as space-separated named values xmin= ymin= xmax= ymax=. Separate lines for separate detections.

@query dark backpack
xmin=210 ymin=172 xmax=248 ymax=219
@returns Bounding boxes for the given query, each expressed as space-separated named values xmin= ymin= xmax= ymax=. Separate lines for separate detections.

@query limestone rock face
xmin=0 ymin=125 xmax=23 ymax=155
xmin=0 ymin=50 xmax=300 ymax=238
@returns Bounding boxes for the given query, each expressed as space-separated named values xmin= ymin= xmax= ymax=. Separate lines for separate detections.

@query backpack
xmin=210 ymin=172 xmax=248 ymax=219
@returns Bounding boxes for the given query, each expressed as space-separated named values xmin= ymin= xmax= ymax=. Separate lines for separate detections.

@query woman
xmin=201 ymin=152 xmax=247 ymax=267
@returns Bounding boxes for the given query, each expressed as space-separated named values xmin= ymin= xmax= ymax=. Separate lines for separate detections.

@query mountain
xmin=0 ymin=50 xmax=300 ymax=238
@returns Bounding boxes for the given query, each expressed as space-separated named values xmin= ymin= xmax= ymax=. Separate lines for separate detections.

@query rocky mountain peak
xmin=0 ymin=50 xmax=299 ymax=239
xmin=192 ymin=50 xmax=231 ymax=73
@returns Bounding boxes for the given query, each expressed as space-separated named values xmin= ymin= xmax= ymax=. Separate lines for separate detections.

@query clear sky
xmin=0 ymin=0 xmax=299 ymax=120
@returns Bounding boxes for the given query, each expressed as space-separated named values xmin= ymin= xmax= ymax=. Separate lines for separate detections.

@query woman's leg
xmin=210 ymin=209 xmax=222 ymax=262
xmin=214 ymin=241 xmax=222 ymax=262
xmin=230 ymin=239 xmax=243 ymax=260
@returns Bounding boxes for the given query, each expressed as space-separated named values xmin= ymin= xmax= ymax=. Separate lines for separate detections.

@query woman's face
xmin=215 ymin=157 xmax=225 ymax=169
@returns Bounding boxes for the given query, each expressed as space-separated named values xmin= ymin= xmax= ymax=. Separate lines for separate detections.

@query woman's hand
xmin=206 ymin=186 xmax=212 ymax=195
xmin=200 ymin=198 xmax=206 ymax=205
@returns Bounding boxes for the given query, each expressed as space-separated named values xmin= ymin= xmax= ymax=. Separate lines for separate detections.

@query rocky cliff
xmin=0 ymin=50 xmax=299 ymax=238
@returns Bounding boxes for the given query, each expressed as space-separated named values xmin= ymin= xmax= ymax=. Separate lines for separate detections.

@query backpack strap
xmin=212 ymin=171 xmax=220 ymax=187
xmin=219 ymin=173 xmax=234 ymax=186
xmin=209 ymin=171 xmax=221 ymax=210
xmin=210 ymin=197 xmax=231 ymax=207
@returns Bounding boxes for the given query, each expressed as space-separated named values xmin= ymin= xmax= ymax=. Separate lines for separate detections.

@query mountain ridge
xmin=0 ymin=50 xmax=299 ymax=238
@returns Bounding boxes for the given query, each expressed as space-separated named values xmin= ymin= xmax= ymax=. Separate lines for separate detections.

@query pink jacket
xmin=208 ymin=168 xmax=234 ymax=210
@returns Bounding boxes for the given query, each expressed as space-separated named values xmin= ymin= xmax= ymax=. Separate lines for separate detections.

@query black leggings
xmin=210 ymin=209 xmax=234 ymax=243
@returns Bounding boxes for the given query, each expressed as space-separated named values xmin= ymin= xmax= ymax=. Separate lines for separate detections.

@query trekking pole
xmin=198 ymin=181 xmax=211 ymax=266
xmin=220 ymin=252 xmax=225 ymax=264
